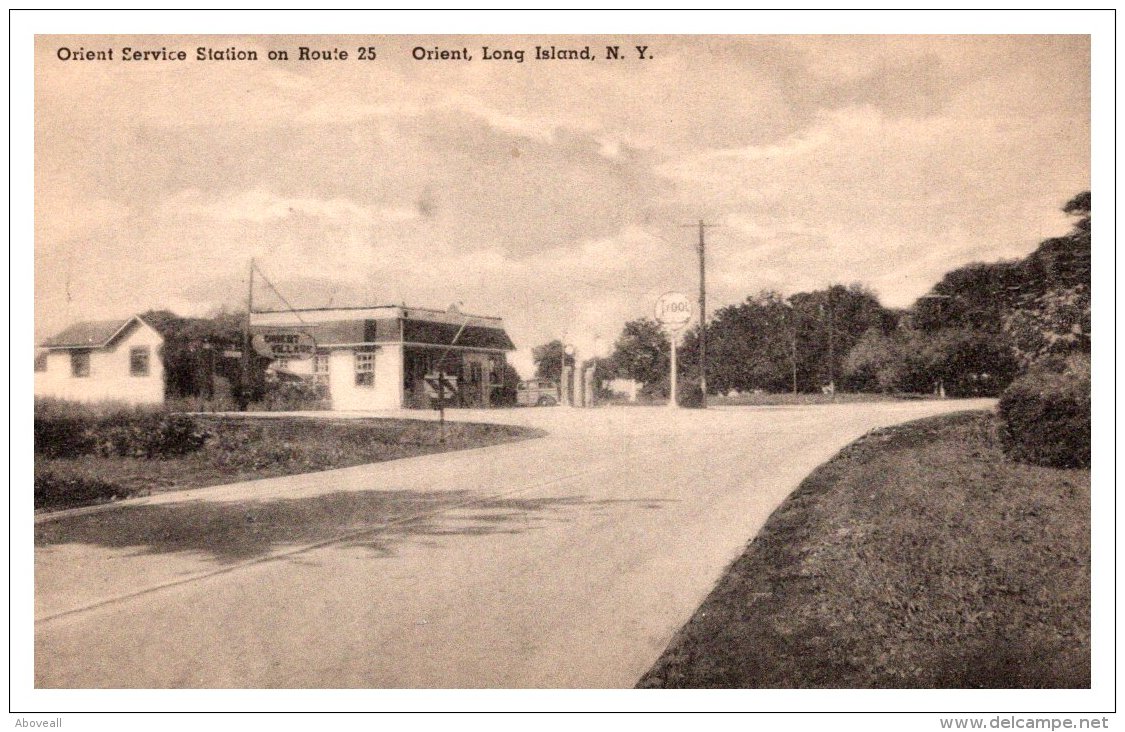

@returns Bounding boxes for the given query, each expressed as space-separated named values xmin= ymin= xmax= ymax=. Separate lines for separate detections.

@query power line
xmin=251 ymin=261 xmax=306 ymax=324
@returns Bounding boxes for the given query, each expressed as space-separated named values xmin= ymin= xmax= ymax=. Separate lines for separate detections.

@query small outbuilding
xmin=35 ymin=315 xmax=165 ymax=404
xmin=250 ymin=305 xmax=516 ymax=411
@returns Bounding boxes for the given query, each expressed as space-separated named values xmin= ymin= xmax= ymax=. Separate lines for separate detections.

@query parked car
xmin=517 ymin=379 xmax=559 ymax=406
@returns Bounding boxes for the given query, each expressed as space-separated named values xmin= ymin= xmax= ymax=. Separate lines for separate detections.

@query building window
xmin=355 ymin=352 xmax=375 ymax=387
xmin=314 ymin=352 xmax=330 ymax=386
xmin=34 ymin=352 xmax=48 ymax=372
xmin=130 ymin=346 xmax=150 ymax=377
xmin=71 ymin=351 xmax=91 ymax=378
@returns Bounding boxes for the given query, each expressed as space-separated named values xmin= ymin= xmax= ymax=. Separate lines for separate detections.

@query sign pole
xmin=438 ymin=375 xmax=445 ymax=444
xmin=669 ymin=332 xmax=678 ymax=408
xmin=432 ymin=311 xmax=472 ymax=444
xmin=655 ymin=291 xmax=692 ymax=409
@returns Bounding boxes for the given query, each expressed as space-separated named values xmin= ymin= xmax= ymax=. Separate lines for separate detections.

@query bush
xmin=998 ymin=356 xmax=1090 ymax=469
xmin=677 ymin=379 xmax=705 ymax=408
xmin=34 ymin=399 xmax=145 ymax=458
xmin=34 ymin=398 xmax=211 ymax=459
xmin=34 ymin=470 xmax=133 ymax=510
xmin=255 ymin=378 xmax=331 ymax=411
xmin=94 ymin=413 xmax=210 ymax=458
xmin=34 ymin=412 xmax=96 ymax=458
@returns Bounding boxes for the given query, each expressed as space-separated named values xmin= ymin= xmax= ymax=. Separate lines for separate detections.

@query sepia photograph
xmin=11 ymin=8 xmax=1113 ymax=729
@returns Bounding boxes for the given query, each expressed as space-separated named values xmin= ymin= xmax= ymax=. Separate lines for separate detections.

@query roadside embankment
xmin=639 ymin=410 xmax=1090 ymax=689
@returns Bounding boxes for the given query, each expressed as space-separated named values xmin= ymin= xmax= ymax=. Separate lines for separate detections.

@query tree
xmin=141 ymin=308 xmax=256 ymax=400
xmin=842 ymin=328 xmax=903 ymax=393
xmin=1003 ymin=287 xmax=1090 ymax=369
xmin=669 ymin=284 xmax=896 ymax=395
xmin=531 ymin=339 xmax=574 ymax=383
xmin=912 ymin=262 xmax=1022 ymax=332
xmin=589 ymin=355 xmax=618 ymax=398
xmin=1063 ymin=190 xmax=1091 ymax=220
xmin=492 ymin=361 xmax=522 ymax=407
xmin=1001 ymin=191 xmax=1091 ymax=367
xmin=842 ymin=327 xmax=1018 ymax=397
xmin=785 ymin=284 xmax=897 ymax=392
xmin=911 ymin=191 xmax=1090 ymax=349
xmin=609 ymin=318 xmax=670 ymax=395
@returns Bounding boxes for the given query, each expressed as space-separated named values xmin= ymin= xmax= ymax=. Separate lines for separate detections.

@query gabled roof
xmin=40 ymin=315 xmax=154 ymax=349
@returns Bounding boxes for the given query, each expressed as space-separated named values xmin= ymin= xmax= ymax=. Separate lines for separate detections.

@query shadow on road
xmin=35 ymin=490 xmax=677 ymax=563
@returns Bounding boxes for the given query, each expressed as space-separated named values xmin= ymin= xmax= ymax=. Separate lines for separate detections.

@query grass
xmin=598 ymin=392 xmax=937 ymax=408
xmin=34 ymin=416 xmax=543 ymax=512
xmin=638 ymin=410 xmax=1090 ymax=688
xmin=709 ymin=391 xmax=937 ymax=407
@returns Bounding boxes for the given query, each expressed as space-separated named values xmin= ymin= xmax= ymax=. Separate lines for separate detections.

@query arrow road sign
xmin=424 ymin=372 xmax=459 ymax=400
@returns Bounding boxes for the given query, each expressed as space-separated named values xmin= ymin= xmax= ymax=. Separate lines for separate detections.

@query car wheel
xmin=537 ymin=395 xmax=557 ymax=406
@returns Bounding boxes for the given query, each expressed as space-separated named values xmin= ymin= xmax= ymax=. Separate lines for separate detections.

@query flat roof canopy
xmin=250 ymin=306 xmax=515 ymax=351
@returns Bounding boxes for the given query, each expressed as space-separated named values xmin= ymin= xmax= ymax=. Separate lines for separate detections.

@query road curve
xmin=35 ymin=400 xmax=993 ymax=688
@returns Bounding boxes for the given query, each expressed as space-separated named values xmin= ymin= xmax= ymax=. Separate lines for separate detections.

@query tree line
xmin=135 ymin=191 xmax=1089 ymax=405
xmin=535 ymin=192 xmax=1091 ymax=399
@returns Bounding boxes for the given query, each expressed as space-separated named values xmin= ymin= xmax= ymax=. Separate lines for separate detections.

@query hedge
xmin=34 ymin=398 xmax=211 ymax=459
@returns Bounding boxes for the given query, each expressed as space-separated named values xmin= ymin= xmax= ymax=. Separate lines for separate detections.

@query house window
xmin=355 ymin=352 xmax=375 ymax=387
xmin=34 ymin=352 xmax=48 ymax=372
xmin=71 ymin=351 xmax=91 ymax=378
xmin=130 ymin=346 xmax=150 ymax=377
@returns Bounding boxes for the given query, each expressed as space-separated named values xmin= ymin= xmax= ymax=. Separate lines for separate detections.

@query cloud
xmin=36 ymin=195 xmax=131 ymax=245
xmin=656 ymin=102 xmax=1087 ymax=307
xmin=448 ymin=94 xmax=561 ymax=144
xmin=34 ymin=35 xmax=1090 ymax=359
xmin=164 ymin=188 xmax=418 ymax=225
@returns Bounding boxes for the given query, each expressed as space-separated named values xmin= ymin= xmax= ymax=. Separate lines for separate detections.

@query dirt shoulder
xmin=638 ymin=410 xmax=1090 ymax=688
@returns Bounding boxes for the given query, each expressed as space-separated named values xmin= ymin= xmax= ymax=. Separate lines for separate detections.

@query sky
xmin=34 ymin=34 xmax=1090 ymax=376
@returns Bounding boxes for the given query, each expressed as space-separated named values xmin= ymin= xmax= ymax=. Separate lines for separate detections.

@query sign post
xmin=669 ymin=335 xmax=679 ymax=408
xmin=655 ymin=291 xmax=693 ymax=408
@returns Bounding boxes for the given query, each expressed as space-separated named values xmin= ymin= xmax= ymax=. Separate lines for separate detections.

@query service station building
xmin=250 ymin=305 xmax=516 ymax=411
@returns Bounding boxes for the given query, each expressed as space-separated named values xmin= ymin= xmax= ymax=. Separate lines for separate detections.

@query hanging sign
xmin=251 ymin=331 xmax=316 ymax=360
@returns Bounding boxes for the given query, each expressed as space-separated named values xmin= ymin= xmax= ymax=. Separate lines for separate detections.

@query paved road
xmin=35 ymin=400 xmax=992 ymax=688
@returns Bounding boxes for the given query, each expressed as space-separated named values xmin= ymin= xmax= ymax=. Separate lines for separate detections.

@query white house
xmin=250 ymin=304 xmax=515 ymax=411
xmin=35 ymin=315 xmax=165 ymax=405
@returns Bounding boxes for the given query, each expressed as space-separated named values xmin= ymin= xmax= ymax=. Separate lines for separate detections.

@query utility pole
xmin=559 ymin=341 xmax=566 ymax=404
xmin=683 ymin=220 xmax=717 ymax=408
xmin=241 ymin=258 xmax=255 ymax=411
xmin=783 ymin=301 xmax=798 ymax=395
xmin=827 ymin=289 xmax=835 ymax=393
xmin=791 ymin=333 xmax=798 ymax=396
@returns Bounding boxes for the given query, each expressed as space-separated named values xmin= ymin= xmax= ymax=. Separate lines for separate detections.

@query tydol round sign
xmin=655 ymin=291 xmax=692 ymax=331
